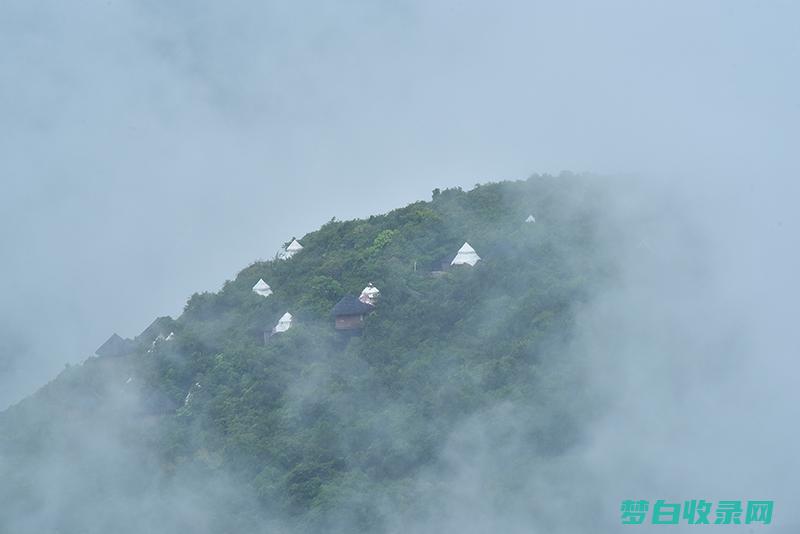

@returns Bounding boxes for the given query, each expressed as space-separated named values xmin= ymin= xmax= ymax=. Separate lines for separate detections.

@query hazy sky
xmin=1 ymin=0 xmax=798 ymax=408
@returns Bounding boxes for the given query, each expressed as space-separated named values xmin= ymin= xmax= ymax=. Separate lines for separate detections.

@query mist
xmin=1 ymin=0 xmax=799 ymax=532
xmin=2 ymin=0 xmax=798 ymax=408
xmin=381 ymin=177 xmax=800 ymax=532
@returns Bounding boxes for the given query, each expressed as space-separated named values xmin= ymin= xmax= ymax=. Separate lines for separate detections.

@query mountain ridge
xmin=0 ymin=174 xmax=618 ymax=533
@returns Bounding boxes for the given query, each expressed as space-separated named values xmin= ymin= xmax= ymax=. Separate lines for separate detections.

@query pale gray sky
xmin=1 ymin=0 xmax=798 ymax=409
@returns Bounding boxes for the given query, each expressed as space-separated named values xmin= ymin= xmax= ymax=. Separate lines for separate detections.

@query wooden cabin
xmin=95 ymin=333 xmax=134 ymax=358
xmin=332 ymin=296 xmax=375 ymax=331
xmin=429 ymin=258 xmax=451 ymax=277
xmin=136 ymin=316 xmax=177 ymax=353
xmin=137 ymin=316 xmax=176 ymax=344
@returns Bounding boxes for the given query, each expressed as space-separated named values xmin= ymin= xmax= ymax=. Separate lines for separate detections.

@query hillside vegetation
xmin=0 ymin=175 xmax=621 ymax=533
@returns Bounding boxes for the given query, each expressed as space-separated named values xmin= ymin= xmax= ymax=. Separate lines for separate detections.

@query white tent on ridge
xmin=252 ymin=278 xmax=273 ymax=297
xmin=451 ymin=242 xmax=481 ymax=266
xmin=359 ymin=283 xmax=380 ymax=306
xmin=272 ymin=312 xmax=293 ymax=334
xmin=285 ymin=239 xmax=304 ymax=258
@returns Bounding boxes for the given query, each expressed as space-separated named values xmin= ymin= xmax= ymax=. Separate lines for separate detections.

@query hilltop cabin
xmin=332 ymin=296 xmax=375 ymax=332
xmin=429 ymin=258 xmax=451 ymax=277
xmin=95 ymin=333 xmax=134 ymax=358
xmin=137 ymin=316 xmax=177 ymax=352
xmin=265 ymin=312 xmax=293 ymax=344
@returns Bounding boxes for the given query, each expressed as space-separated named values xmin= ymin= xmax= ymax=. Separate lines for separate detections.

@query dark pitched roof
xmin=428 ymin=258 xmax=451 ymax=271
xmin=137 ymin=316 xmax=176 ymax=343
xmin=95 ymin=333 xmax=133 ymax=357
xmin=332 ymin=295 xmax=374 ymax=316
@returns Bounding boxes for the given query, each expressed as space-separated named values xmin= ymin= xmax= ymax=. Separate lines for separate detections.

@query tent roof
xmin=253 ymin=278 xmax=271 ymax=290
xmin=286 ymin=239 xmax=303 ymax=251
xmin=451 ymin=242 xmax=481 ymax=265
xmin=332 ymin=295 xmax=374 ymax=316
xmin=361 ymin=283 xmax=380 ymax=296
xmin=272 ymin=311 xmax=293 ymax=333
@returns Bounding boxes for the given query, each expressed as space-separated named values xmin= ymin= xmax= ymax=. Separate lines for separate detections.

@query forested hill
xmin=0 ymin=175 xmax=622 ymax=533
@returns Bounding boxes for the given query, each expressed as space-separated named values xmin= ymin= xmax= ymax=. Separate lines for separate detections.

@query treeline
xmin=0 ymin=174 xmax=615 ymax=533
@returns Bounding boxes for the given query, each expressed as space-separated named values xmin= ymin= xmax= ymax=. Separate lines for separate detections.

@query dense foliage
xmin=0 ymin=175 xmax=617 ymax=533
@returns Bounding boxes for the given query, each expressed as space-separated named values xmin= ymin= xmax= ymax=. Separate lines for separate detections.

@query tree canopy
xmin=0 ymin=174 xmax=621 ymax=533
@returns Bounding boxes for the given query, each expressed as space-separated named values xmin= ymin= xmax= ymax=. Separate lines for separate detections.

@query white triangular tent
xmin=252 ymin=278 xmax=273 ymax=297
xmin=285 ymin=239 xmax=303 ymax=258
xmin=525 ymin=214 xmax=536 ymax=223
xmin=273 ymin=312 xmax=293 ymax=334
xmin=359 ymin=283 xmax=380 ymax=306
xmin=451 ymin=242 xmax=481 ymax=266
